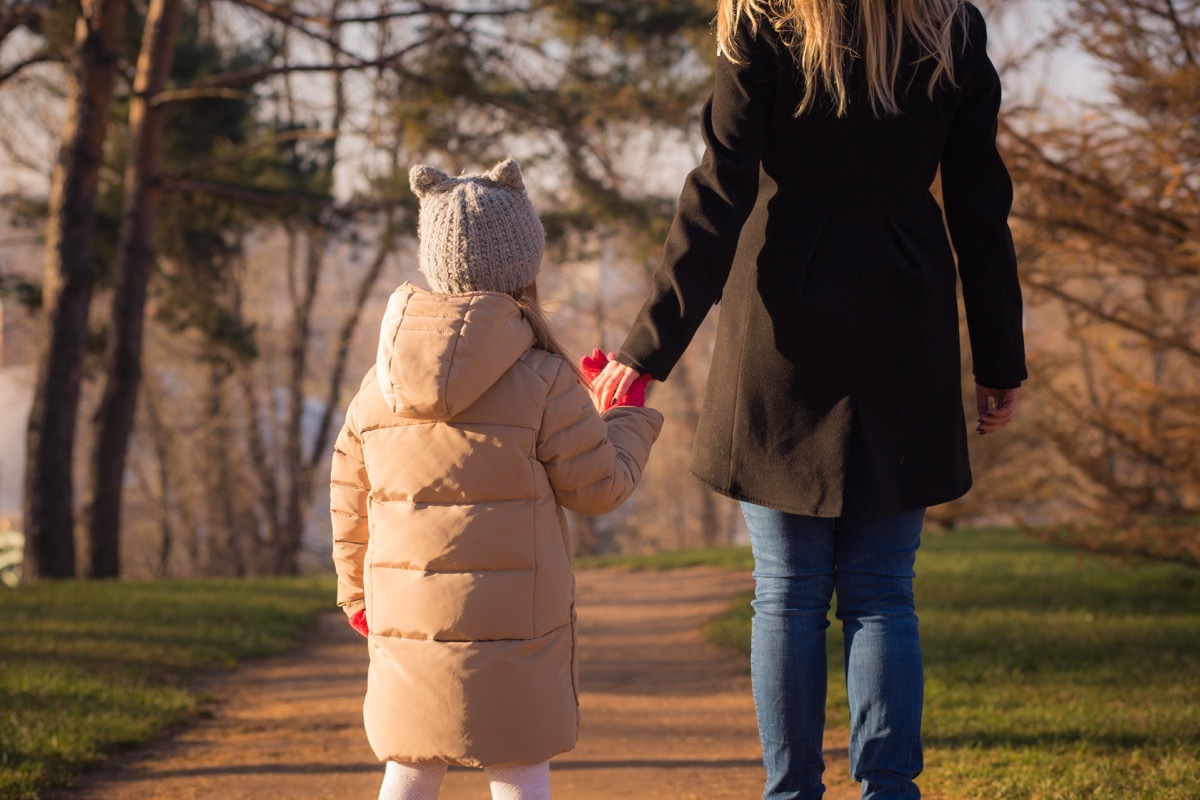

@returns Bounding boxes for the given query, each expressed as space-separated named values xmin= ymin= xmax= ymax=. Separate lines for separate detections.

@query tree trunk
xmin=213 ymin=369 xmax=247 ymax=577
xmin=276 ymin=17 xmax=344 ymax=574
xmin=274 ymin=227 xmax=324 ymax=575
xmin=87 ymin=0 xmax=185 ymax=579
xmin=236 ymin=363 xmax=281 ymax=571
xmin=306 ymin=206 xmax=397 ymax=471
xmin=138 ymin=375 xmax=175 ymax=576
xmin=22 ymin=0 xmax=126 ymax=582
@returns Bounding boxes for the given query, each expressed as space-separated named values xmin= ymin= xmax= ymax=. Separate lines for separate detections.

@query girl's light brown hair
xmin=717 ymin=0 xmax=968 ymax=118
xmin=508 ymin=283 xmax=585 ymax=384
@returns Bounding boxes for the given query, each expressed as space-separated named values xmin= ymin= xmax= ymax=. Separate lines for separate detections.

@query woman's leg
xmin=378 ymin=761 xmax=448 ymax=800
xmin=743 ymin=502 xmax=837 ymax=800
xmin=833 ymin=509 xmax=926 ymax=800
xmin=485 ymin=760 xmax=551 ymax=800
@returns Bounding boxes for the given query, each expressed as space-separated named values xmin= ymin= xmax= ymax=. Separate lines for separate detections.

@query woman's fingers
xmin=591 ymin=361 xmax=619 ymax=410
xmin=974 ymin=385 xmax=1020 ymax=434
xmin=976 ymin=414 xmax=1011 ymax=434
xmin=592 ymin=360 xmax=641 ymax=411
xmin=613 ymin=367 xmax=639 ymax=407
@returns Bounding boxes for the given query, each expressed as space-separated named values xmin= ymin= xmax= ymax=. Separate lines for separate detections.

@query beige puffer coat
xmin=330 ymin=283 xmax=663 ymax=767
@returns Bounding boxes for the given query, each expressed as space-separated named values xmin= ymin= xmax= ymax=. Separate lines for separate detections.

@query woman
xmin=594 ymin=1 xmax=1025 ymax=798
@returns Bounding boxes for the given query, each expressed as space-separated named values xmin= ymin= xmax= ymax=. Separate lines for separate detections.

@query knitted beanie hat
xmin=409 ymin=158 xmax=545 ymax=295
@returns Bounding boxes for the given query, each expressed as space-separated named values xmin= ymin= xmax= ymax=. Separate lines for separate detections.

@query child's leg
xmin=378 ymin=760 xmax=448 ymax=800
xmin=485 ymin=760 xmax=551 ymax=800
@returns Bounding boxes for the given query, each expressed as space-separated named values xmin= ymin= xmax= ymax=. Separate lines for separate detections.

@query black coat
xmin=618 ymin=4 xmax=1027 ymax=517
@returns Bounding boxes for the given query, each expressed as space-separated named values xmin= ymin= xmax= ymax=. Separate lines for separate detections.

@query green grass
xmin=0 ymin=576 xmax=335 ymax=800
xmin=645 ymin=530 xmax=1200 ymax=799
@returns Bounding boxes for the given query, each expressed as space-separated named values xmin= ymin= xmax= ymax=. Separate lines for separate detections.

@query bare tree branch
xmin=0 ymin=1 xmax=51 ymax=49
xmin=1162 ymin=0 xmax=1198 ymax=67
xmin=306 ymin=206 xmax=401 ymax=473
xmin=1024 ymin=275 xmax=1200 ymax=362
xmin=150 ymin=86 xmax=250 ymax=106
xmin=162 ymin=178 xmax=332 ymax=206
xmin=161 ymin=128 xmax=339 ymax=178
xmin=224 ymin=0 xmax=528 ymax=27
xmin=193 ymin=36 xmax=435 ymax=89
xmin=0 ymin=51 xmax=55 ymax=85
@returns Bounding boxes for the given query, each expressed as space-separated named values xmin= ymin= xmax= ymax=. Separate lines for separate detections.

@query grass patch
xmin=575 ymin=544 xmax=754 ymax=572
xmin=0 ymin=576 xmax=335 ymax=800
xmin=637 ymin=529 xmax=1200 ymax=799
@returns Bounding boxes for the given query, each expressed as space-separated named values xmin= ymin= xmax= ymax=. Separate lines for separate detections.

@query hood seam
xmin=441 ymin=293 xmax=476 ymax=418
xmin=378 ymin=289 xmax=415 ymax=412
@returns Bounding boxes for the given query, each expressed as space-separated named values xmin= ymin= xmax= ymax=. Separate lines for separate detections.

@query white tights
xmin=378 ymin=759 xmax=551 ymax=800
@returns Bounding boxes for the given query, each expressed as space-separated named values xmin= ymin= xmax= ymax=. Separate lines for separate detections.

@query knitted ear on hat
xmin=409 ymin=165 xmax=453 ymax=198
xmin=486 ymin=158 xmax=526 ymax=191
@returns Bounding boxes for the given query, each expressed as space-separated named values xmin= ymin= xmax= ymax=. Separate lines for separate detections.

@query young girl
xmin=330 ymin=158 xmax=662 ymax=800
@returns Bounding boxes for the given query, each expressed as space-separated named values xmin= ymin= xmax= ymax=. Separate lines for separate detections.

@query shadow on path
xmin=56 ymin=567 xmax=858 ymax=800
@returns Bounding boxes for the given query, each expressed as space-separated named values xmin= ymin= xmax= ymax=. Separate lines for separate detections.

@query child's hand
xmin=349 ymin=608 xmax=369 ymax=638
xmin=579 ymin=348 xmax=609 ymax=384
xmin=579 ymin=349 xmax=610 ymax=412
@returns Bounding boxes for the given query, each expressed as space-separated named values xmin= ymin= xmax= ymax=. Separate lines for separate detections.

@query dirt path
xmin=59 ymin=568 xmax=858 ymax=800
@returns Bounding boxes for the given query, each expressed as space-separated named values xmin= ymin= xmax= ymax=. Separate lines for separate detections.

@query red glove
xmin=349 ymin=608 xmax=369 ymax=638
xmin=578 ymin=348 xmax=653 ymax=409
xmin=614 ymin=372 xmax=653 ymax=408
xmin=579 ymin=348 xmax=608 ymax=384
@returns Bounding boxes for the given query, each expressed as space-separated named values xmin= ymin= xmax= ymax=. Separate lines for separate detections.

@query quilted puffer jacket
xmin=330 ymin=283 xmax=663 ymax=767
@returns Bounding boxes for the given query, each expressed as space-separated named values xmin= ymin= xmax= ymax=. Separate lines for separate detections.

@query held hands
xmin=975 ymin=384 xmax=1020 ymax=434
xmin=580 ymin=349 xmax=651 ymax=411
xmin=349 ymin=608 xmax=369 ymax=638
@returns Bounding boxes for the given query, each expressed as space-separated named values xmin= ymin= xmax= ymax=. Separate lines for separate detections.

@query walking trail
xmin=59 ymin=567 xmax=858 ymax=800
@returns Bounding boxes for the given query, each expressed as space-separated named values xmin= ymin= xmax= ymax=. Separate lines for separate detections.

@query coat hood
xmin=375 ymin=283 xmax=535 ymax=420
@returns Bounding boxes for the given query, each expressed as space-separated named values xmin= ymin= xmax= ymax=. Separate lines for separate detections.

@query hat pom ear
xmin=409 ymin=165 xmax=453 ymax=198
xmin=487 ymin=158 xmax=525 ymax=191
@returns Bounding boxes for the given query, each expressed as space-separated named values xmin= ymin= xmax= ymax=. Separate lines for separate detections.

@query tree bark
xmin=306 ymin=208 xmax=397 ymax=472
xmin=86 ymin=0 xmax=184 ymax=579
xmin=138 ymin=374 xmax=175 ymax=576
xmin=204 ymin=364 xmax=248 ymax=576
xmin=22 ymin=0 xmax=126 ymax=582
xmin=274 ymin=12 xmax=344 ymax=574
xmin=275 ymin=227 xmax=325 ymax=574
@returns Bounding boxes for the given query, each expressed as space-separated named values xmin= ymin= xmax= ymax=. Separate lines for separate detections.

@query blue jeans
xmin=742 ymin=503 xmax=926 ymax=800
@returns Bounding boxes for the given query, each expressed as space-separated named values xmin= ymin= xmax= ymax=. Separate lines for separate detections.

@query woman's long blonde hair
xmin=717 ymin=0 xmax=968 ymax=118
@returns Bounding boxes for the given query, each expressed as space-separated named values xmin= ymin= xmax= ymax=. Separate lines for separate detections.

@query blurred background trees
xmin=1001 ymin=0 xmax=1199 ymax=562
xmin=0 ymin=0 xmax=1194 ymax=580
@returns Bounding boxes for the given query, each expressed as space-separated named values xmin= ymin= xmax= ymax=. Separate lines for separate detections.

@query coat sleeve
xmin=940 ymin=6 xmax=1027 ymax=390
xmin=616 ymin=25 xmax=777 ymax=381
xmin=536 ymin=360 xmax=665 ymax=515
xmin=330 ymin=399 xmax=370 ymax=617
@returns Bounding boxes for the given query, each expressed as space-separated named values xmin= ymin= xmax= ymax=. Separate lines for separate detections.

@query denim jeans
xmin=742 ymin=502 xmax=926 ymax=800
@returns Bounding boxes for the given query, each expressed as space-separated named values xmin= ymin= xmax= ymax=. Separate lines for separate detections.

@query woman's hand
xmin=975 ymin=384 xmax=1020 ymax=434
xmin=593 ymin=356 xmax=643 ymax=412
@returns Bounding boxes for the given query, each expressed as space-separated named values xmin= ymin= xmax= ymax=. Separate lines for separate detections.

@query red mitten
xmin=579 ymin=348 xmax=608 ymax=384
xmin=349 ymin=608 xmax=369 ymax=638
xmin=613 ymin=372 xmax=654 ymax=408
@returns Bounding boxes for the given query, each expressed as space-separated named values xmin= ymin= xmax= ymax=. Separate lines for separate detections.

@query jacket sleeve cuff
xmin=974 ymin=376 xmax=1024 ymax=391
xmin=614 ymin=351 xmax=655 ymax=379
xmin=340 ymin=599 xmax=366 ymax=617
